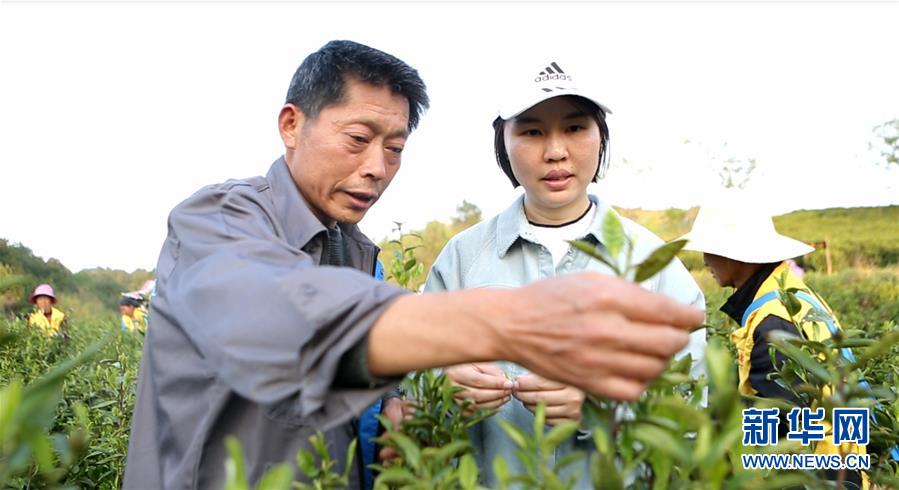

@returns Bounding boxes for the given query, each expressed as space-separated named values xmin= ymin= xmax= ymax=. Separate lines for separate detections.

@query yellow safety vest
xmin=732 ymin=262 xmax=867 ymax=486
xmin=121 ymin=309 xmax=147 ymax=334
xmin=27 ymin=307 xmax=66 ymax=336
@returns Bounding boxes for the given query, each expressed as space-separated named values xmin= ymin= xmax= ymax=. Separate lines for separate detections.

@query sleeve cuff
xmin=333 ymin=332 xmax=405 ymax=389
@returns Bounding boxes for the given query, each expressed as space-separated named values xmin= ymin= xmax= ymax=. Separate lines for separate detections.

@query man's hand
xmin=494 ymin=272 xmax=702 ymax=401
xmin=376 ymin=397 xmax=415 ymax=464
xmin=512 ymin=373 xmax=585 ymax=426
xmin=369 ymin=272 xmax=702 ymax=402
xmin=445 ymin=363 xmax=513 ymax=411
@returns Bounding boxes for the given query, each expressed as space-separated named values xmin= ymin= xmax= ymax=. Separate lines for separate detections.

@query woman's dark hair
xmin=492 ymin=95 xmax=610 ymax=187
xmin=285 ymin=40 xmax=429 ymax=131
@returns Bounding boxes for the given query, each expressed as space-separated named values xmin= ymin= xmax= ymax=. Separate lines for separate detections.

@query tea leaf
xmin=590 ymin=451 xmax=623 ymax=490
xmin=493 ymin=456 xmax=510 ymax=484
xmin=568 ymin=240 xmax=621 ymax=276
xmin=498 ymin=420 xmax=529 ymax=449
xmin=778 ymin=290 xmax=802 ymax=318
xmin=601 ymin=211 xmax=625 ymax=259
xmin=532 ymin=402 xmax=546 ymax=442
xmin=553 ymin=450 xmax=585 ymax=472
xmin=631 ymin=423 xmax=690 ymax=463
xmin=458 ymin=454 xmax=477 ymax=489
xmin=771 ymin=338 xmax=833 ymax=383
xmin=255 ymin=464 xmax=292 ymax=490
xmin=341 ymin=438 xmax=357 ymax=481
xmin=633 ymin=240 xmax=687 ymax=283
xmin=389 ymin=432 xmax=422 ymax=469
xmin=543 ymin=422 xmax=579 ymax=452
xmin=431 ymin=440 xmax=470 ymax=463
xmin=295 ymin=450 xmax=315 ymax=477
xmin=374 ymin=467 xmax=418 ymax=486
xmin=224 ymin=436 xmax=248 ymax=490
xmin=852 ymin=329 xmax=899 ymax=369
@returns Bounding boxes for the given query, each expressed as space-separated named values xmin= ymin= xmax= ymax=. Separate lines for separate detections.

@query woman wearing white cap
xmin=676 ymin=201 xmax=865 ymax=489
xmin=27 ymin=283 xmax=68 ymax=337
xmin=422 ymin=60 xmax=707 ymax=487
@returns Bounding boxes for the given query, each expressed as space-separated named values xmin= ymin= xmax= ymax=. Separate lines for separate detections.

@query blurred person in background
xmin=27 ymin=283 xmax=68 ymax=337
xmin=120 ymin=295 xmax=146 ymax=335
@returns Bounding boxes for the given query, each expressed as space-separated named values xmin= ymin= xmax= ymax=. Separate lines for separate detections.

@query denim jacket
xmin=423 ymin=194 xmax=707 ymax=488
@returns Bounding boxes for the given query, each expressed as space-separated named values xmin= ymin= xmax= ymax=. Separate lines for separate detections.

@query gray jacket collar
xmin=265 ymin=157 xmax=375 ymax=251
xmin=494 ymin=194 xmax=625 ymax=258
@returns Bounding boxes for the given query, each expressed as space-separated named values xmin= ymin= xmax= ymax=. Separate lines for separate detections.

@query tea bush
xmin=4 ymin=244 xmax=899 ymax=488
xmin=0 ymin=318 xmax=142 ymax=489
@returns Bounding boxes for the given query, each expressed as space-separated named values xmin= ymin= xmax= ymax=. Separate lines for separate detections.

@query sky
xmin=1 ymin=0 xmax=897 ymax=273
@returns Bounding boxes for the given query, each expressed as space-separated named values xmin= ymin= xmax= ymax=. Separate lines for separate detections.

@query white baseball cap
xmin=496 ymin=60 xmax=612 ymax=120
xmin=676 ymin=198 xmax=814 ymax=264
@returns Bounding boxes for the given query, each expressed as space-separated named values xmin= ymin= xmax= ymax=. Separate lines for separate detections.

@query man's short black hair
xmin=285 ymin=40 xmax=429 ymax=132
xmin=492 ymin=95 xmax=610 ymax=188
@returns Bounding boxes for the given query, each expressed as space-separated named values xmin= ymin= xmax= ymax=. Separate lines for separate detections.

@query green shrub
xmin=4 ymin=258 xmax=899 ymax=488
xmin=0 ymin=318 xmax=142 ymax=489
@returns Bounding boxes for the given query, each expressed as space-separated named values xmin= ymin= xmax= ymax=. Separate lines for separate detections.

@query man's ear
xmin=278 ymin=103 xmax=306 ymax=150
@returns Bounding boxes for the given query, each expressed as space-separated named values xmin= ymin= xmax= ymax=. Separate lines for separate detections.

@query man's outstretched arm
xmin=368 ymin=272 xmax=704 ymax=401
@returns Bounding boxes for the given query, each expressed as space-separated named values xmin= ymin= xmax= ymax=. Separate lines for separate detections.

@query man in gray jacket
xmin=123 ymin=40 xmax=703 ymax=489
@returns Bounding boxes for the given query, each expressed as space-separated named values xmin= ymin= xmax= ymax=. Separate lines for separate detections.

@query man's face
xmin=35 ymin=296 xmax=52 ymax=313
xmin=703 ymin=253 xmax=734 ymax=288
xmin=120 ymin=304 xmax=134 ymax=317
xmin=280 ymin=78 xmax=410 ymax=226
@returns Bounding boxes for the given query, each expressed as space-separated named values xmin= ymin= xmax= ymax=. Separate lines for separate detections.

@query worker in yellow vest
xmin=120 ymin=295 xmax=147 ymax=335
xmin=27 ymin=283 xmax=68 ymax=337
xmin=676 ymin=202 xmax=866 ymax=489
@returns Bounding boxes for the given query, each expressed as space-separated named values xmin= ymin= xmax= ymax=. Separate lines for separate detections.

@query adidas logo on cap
xmin=534 ymin=62 xmax=573 ymax=83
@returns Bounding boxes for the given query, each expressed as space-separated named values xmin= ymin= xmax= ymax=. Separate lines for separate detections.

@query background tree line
xmin=378 ymin=203 xmax=899 ymax=292
xmin=0 ymin=239 xmax=153 ymax=321
xmin=4 ymin=200 xmax=896 ymax=321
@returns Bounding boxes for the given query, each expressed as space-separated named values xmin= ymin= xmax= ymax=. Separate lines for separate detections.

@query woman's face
xmin=503 ymin=96 xmax=601 ymax=224
xmin=35 ymin=296 xmax=52 ymax=313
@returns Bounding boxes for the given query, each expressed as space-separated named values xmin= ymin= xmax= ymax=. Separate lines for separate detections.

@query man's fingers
xmin=580 ymin=376 xmax=648 ymax=401
xmin=582 ymin=350 xmax=674 ymax=382
xmin=527 ymin=351 xmax=670 ymax=389
xmin=580 ymin=273 xmax=704 ymax=331
xmin=582 ymin=321 xmax=691 ymax=361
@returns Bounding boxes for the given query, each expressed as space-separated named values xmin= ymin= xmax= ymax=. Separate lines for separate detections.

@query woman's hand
xmin=445 ymin=362 xmax=514 ymax=411
xmin=513 ymin=373 xmax=585 ymax=426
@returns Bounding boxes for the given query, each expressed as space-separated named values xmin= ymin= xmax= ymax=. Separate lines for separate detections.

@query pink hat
xmin=29 ymin=284 xmax=57 ymax=304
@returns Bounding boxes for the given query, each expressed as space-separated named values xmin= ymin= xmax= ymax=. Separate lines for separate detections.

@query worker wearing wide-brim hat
xmin=27 ymin=283 xmax=68 ymax=337
xmin=675 ymin=200 xmax=866 ymax=489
